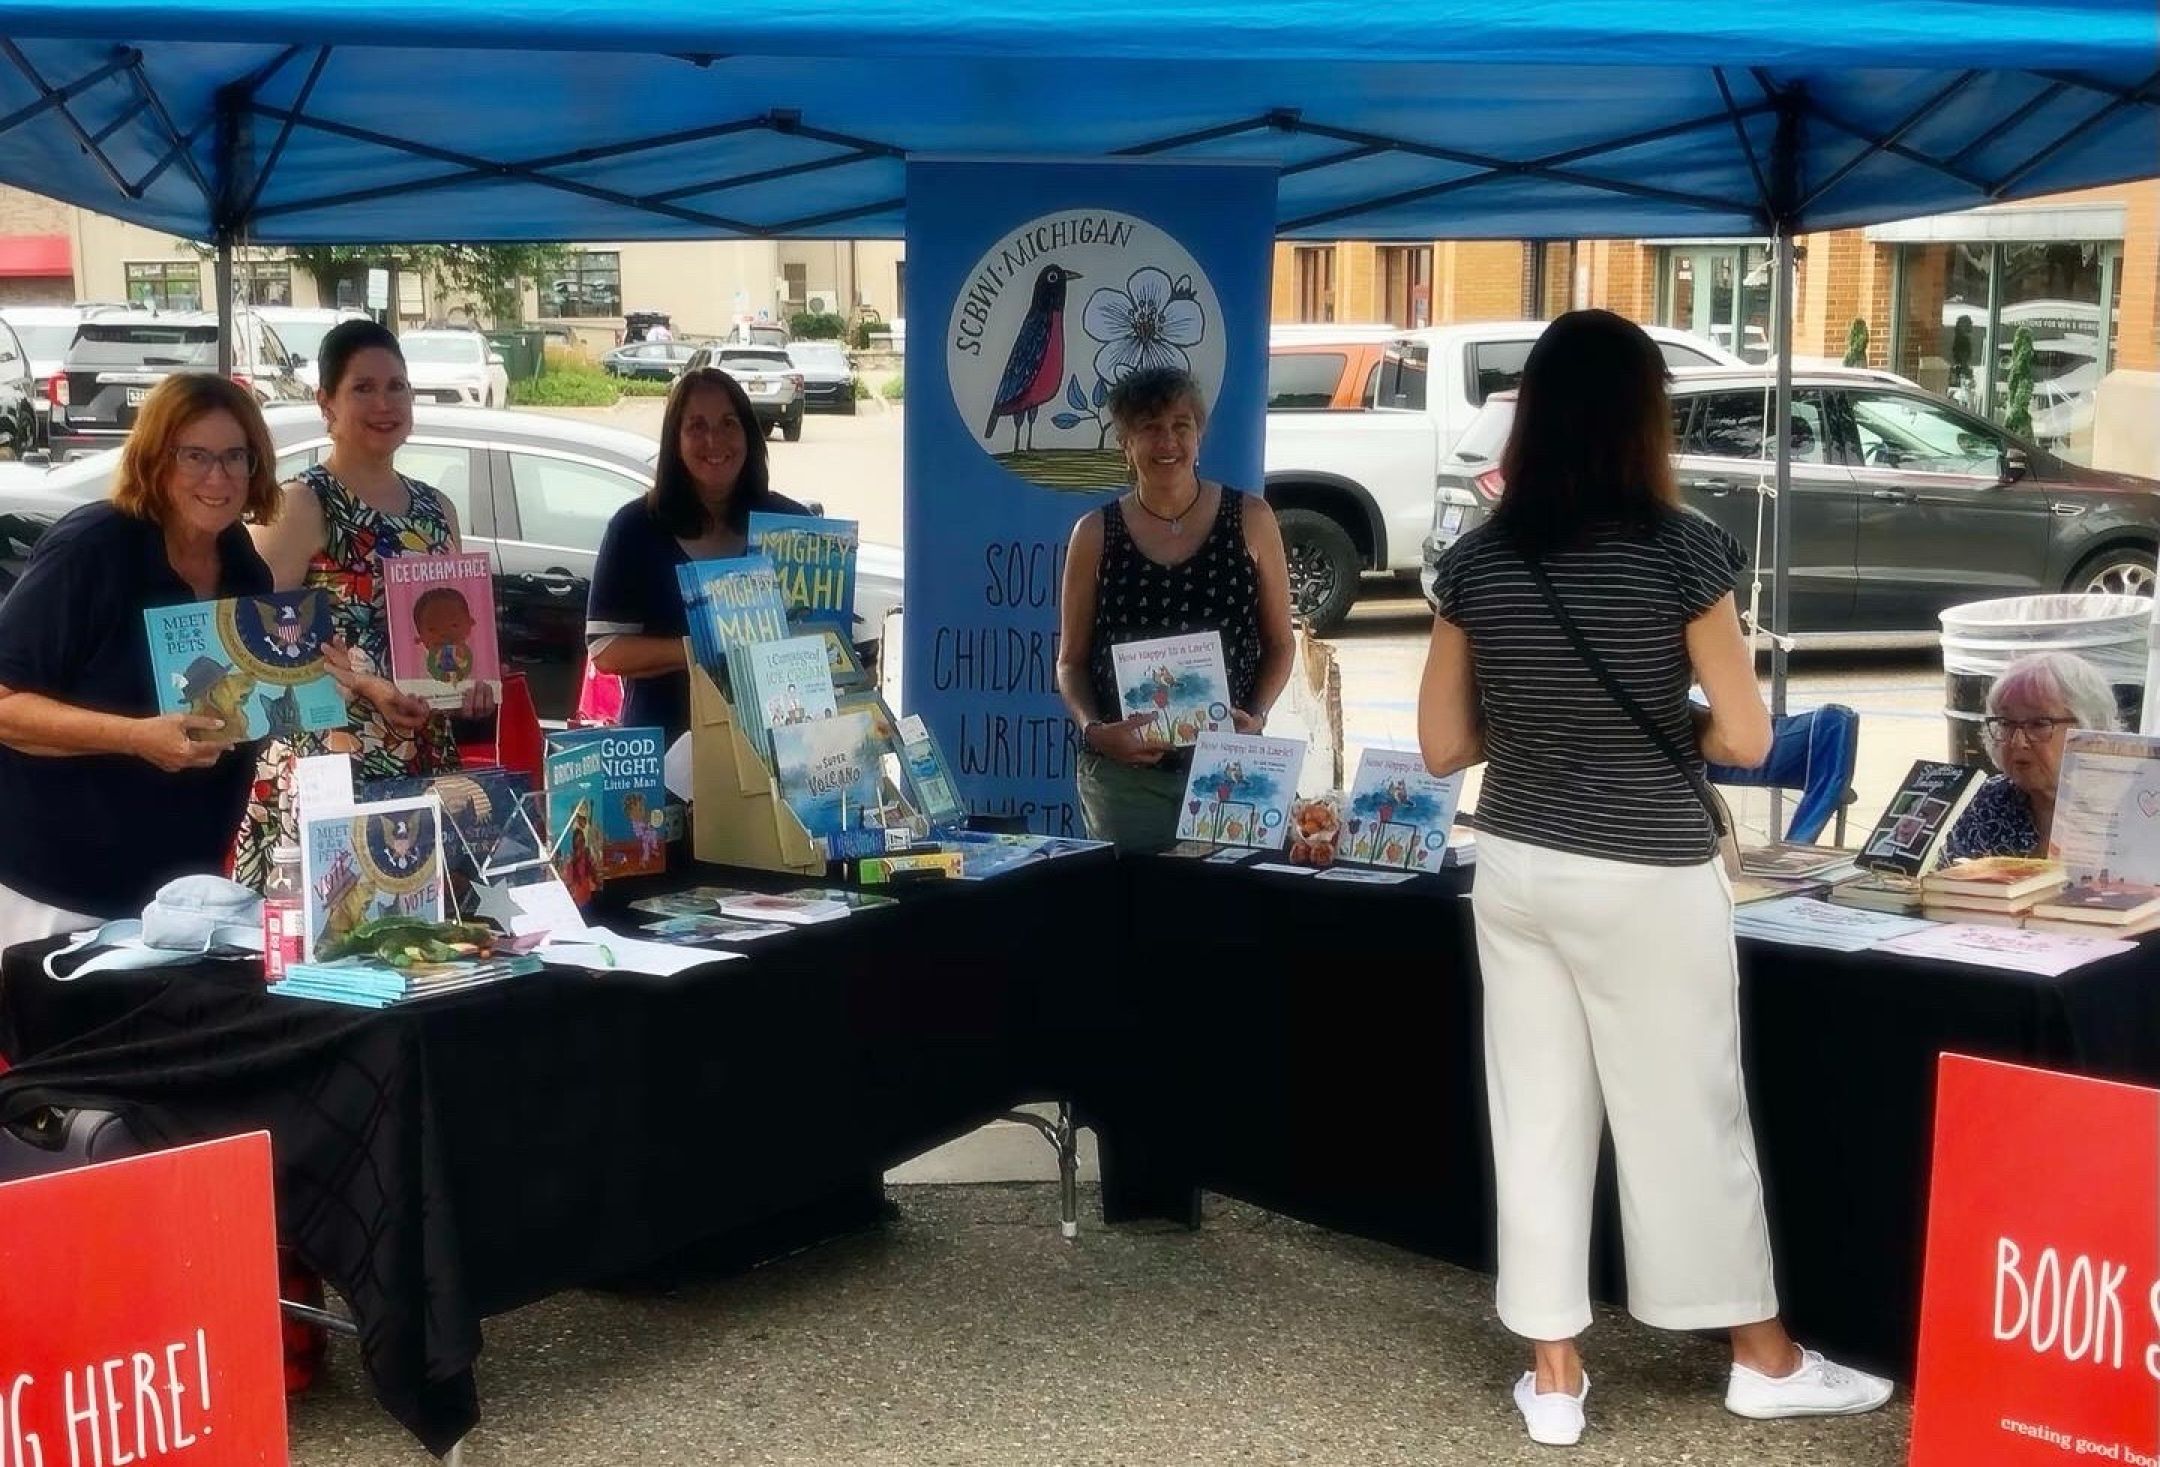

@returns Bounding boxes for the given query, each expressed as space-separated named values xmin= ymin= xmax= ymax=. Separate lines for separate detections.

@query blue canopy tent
xmin=0 ymin=0 xmax=2154 ymax=708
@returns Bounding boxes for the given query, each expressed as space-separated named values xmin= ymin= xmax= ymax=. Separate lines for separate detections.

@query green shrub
xmin=789 ymin=311 xmax=846 ymax=341
xmin=852 ymin=377 xmax=871 ymax=400
xmin=880 ymin=374 xmax=905 ymax=402
xmin=1843 ymin=317 xmax=1870 ymax=368
xmin=510 ymin=366 xmax=618 ymax=407
xmin=618 ymin=378 xmax=675 ymax=398
xmin=2002 ymin=325 xmax=2036 ymax=439
xmin=850 ymin=321 xmax=878 ymax=350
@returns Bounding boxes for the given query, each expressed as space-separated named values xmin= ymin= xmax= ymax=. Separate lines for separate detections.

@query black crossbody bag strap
xmin=1523 ymin=558 xmax=1732 ymax=840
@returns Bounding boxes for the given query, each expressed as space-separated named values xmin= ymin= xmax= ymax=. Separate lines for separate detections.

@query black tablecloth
xmin=10 ymin=845 xmax=2160 ymax=1451
xmin=0 ymin=854 xmax=1113 ymax=1454
xmin=1094 ymin=854 xmax=2160 ymax=1377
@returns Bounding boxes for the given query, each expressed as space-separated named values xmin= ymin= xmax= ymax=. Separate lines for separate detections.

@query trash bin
xmin=1939 ymin=594 xmax=2151 ymax=766
xmin=483 ymin=329 xmax=546 ymax=382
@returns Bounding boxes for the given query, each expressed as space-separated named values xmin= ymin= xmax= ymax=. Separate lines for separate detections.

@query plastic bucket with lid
xmin=1940 ymin=594 xmax=2151 ymax=766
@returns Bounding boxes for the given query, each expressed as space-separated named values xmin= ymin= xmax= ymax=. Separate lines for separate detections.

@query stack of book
xmin=2023 ymin=881 xmax=2160 ymax=937
xmin=1736 ymin=843 xmax=1860 ymax=906
xmin=270 ymin=954 xmax=543 ymax=1009
xmin=1826 ymin=760 xmax=1988 ymax=914
xmin=1918 ymin=857 xmax=2068 ymax=928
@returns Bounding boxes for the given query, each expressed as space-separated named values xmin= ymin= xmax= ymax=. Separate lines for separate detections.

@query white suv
xmin=1263 ymin=320 xmax=1743 ymax=631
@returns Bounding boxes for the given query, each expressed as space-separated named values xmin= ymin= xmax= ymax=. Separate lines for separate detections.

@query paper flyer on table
xmin=1732 ymin=897 xmax=1937 ymax=953
xmin=1874 ymin=921 xmax=2136 ymax=977
xmin=2049 ymin=730 xmax=2160 ymax=896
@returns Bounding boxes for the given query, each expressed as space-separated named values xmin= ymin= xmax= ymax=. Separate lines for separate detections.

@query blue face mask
xmin=45 ymin=876 xmax=264 ymax=981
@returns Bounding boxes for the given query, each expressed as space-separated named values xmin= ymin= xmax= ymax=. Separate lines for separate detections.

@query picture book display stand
xmin=686 ymin=656 xmax=823 ymax=876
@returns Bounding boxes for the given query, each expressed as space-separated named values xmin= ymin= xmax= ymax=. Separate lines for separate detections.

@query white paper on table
xmin=543 ymin=927 xmax=745 ymax=976
xmin=1315 ymin=867 xmax=1420 ymax=886
xmin=663 ymin=732 xmax=696 ymax=802
xmin=1250 ymin=862 xmax=1319 ymax=877
xmin=293 ymin=754 xmax=356 ymax=817
xmin=508 ymin=878 xmax=590 ymax=940
xmin=1874 ymin=922 xmax=2137 ymax=977
xmin=1732 ymin=897 xmax=1937 ymax=953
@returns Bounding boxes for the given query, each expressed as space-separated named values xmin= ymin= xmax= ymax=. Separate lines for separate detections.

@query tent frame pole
xmin=1767 ymin=92 xmax=1801 ymax=836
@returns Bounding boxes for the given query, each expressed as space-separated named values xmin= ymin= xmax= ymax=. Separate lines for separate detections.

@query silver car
xmin=685 ymin=345 xmax=804 ymax=441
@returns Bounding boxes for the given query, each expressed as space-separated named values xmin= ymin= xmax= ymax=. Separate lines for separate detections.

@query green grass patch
xmin=511 ymin=366 xmax=619 ymax=407
xmin=880 ymin=374 xmax=905 ymax=402
xmin=618 ymin=378 xmax=675 ymax=398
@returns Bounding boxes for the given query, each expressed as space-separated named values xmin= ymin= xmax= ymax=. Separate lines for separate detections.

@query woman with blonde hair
xmin=0 ymin=373 xmax=285 ymax=945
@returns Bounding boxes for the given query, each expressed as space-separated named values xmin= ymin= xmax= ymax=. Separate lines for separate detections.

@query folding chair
xmin=1707 ymin=703 xmax=1861 ymax=844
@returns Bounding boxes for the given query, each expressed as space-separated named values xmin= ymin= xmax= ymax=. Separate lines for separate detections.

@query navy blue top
xmin=1942 ymin=774 xmax=2044 ymax=862
xmin=585 ymin=492 xmax=809 ymax=743
xmin=0 ymin=502 xmax=272 ymax=915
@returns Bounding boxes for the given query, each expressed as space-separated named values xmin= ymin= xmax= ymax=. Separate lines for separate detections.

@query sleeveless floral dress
xmin=232 ymin=465 xmax=463 ymax=889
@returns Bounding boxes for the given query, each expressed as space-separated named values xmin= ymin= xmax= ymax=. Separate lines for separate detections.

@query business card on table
xmin=1315 ymin=867 xmax=1419 ymax=886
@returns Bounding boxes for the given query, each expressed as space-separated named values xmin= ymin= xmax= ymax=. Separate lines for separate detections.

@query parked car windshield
xmin=4 ymin=322 xmax=76 ymax=360
xmin=401 ymin=335 xmax=485 ymax=365
xmin=270 ymin=319 xmax=342 ymax=361
xmin=787 ymin=343 xmax=849 ymax=370
xmin=69 ymin=323 xmax=218 ymax=368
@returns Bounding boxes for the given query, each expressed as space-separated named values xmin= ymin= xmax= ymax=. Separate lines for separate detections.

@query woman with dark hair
xmin=0 ymin=374 xmax=284 ymax=943
xmin=234 ymin=318 xmax=492 ymax=887
xmin=1056 ymin=366 xmax=1295 ymax=851
xmin=585 ymin=367 xmax=810 ymax=741
xmin=1420 ymin=310 xmax=1890 ymax=1444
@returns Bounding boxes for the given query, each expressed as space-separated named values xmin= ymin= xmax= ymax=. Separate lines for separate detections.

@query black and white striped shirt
xmin=1433 ymin=511 xmax=1746 ymax=867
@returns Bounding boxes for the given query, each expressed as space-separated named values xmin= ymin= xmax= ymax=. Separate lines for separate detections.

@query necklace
xmin=1133 ymin=482 xmax=1203 ymax=535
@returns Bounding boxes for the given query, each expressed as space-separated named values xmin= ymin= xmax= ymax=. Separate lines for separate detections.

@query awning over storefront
xmin=1865 ymin=202 xmax=2130 ymax=244
xmin=0 ymin=234 xmax=71 ymax=277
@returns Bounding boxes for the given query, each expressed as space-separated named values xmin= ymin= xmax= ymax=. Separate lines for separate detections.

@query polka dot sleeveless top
xmin=1086 ymin=487 xmax=1265 ymax=725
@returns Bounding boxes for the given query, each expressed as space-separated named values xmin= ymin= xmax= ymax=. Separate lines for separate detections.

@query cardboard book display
xmin=686 ymin=654 xmax=822 ymax=875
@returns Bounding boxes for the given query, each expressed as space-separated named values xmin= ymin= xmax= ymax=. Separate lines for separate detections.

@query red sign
xmin=1911 ymin=1055 xmax=2160 ymax=1466
xmin=0 ymin=1133 xmax=288 ymax=1467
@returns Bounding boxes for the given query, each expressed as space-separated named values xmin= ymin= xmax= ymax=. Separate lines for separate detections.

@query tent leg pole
xmin=214 ymin=234 xmax=235 ymax=376
xmin=1768 ymin=228 xmax=1794 ymax=837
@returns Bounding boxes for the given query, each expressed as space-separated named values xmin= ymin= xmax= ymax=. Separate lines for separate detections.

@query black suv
xmin=48 ymin=311 xmax=310 ymax=456
xmin=1422 ymin=366 xmax=2160 ymax=636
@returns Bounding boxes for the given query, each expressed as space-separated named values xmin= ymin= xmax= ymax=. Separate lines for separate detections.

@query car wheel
xmin=781 ymin=409 xmax=803 ymax=442
xmin=1276 ymin=507 xmax=1362 ymax=635
xmin=2068 ymin=544 xmax=2158 ymax=599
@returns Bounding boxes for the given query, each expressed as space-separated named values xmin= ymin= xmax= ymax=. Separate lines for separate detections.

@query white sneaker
xmin=1725 ymin=1347 xmax=1894 ymax=1420
xmin=1512 ymin=1370 xmax=1589 ymax=1446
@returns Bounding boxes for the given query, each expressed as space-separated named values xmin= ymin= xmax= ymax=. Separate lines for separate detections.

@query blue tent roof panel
xmin=0 ymin=4 xmax=2151 ymax=243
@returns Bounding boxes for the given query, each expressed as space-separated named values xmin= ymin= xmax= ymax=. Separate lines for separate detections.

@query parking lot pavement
xmin=529 ymin=397 xmax=907 ymax=548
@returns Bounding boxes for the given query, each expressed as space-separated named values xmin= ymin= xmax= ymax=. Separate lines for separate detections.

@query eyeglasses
xmin=1981 ymin=716 xmax=2077 ymax=745
xmin=171 ymin=446 xmax=256 ymax=480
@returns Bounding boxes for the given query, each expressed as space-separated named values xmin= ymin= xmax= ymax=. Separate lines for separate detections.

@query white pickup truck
xmin=1262 ymin=321 xmax=1744 ymax=631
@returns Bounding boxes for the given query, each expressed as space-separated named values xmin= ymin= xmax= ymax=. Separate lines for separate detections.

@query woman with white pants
xmin=1418 ymin=310 xmax=1893 ymax=1446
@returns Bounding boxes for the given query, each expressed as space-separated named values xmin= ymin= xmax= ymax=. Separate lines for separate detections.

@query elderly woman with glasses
xmin=1944 ymin=651 xmax=2121 ymax=862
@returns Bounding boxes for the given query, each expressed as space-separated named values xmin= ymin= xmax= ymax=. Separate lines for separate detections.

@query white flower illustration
xmin=1081 ymin=267 xmax=1206 ymax=384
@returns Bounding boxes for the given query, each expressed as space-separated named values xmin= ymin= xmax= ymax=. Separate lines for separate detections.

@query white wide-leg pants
xmin=1470 ymin=831 xmax=1779 ymax=1341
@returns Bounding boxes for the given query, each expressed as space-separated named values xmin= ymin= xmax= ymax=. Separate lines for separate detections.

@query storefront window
xmin=1894 ymin=240 xmax=2118 ymax=464
xmin=1659 ymin=245 xmax=1773 ymax=363
xmin=124 ymin=261 xmax=201 ymax=312
xmin=548 ymin=251 xmax=622 ymax=318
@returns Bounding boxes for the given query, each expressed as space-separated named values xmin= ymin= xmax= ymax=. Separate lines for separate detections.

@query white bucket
xmin=1938 ymin=594 xmax=2152 ymax=763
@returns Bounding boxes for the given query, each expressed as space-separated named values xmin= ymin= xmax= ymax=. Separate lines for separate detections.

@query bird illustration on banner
xmin=983 ymin=264 xmax=1081 ymax=453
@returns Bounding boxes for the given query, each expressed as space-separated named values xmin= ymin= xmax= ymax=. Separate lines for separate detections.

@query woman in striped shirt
xmin=1420 ymin=310 xmax=1892 ymax=1445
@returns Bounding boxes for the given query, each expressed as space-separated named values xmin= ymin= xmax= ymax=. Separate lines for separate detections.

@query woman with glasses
xmin=234 ymin=319 xmax=493 ymax=888
xmin=1945 ymin=652 xmax=2119 ymax=861
xmin=0 ymin=375 xmax=286 ymax=944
